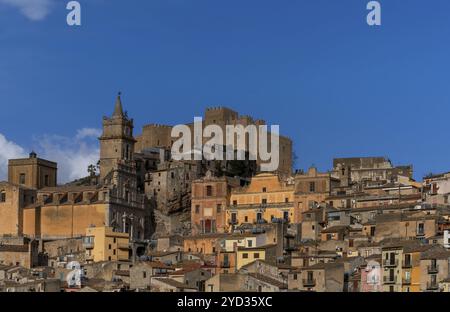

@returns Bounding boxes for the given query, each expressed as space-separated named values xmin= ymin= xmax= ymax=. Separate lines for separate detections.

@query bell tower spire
xmin=99 ymin=92 xmax=136 ymax=181
xmin=113 ymin=91 xmax=124 ymax=117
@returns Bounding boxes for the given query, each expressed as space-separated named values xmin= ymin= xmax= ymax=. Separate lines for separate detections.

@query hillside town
xmin=1 ymin=94 xmax=450 ymax=292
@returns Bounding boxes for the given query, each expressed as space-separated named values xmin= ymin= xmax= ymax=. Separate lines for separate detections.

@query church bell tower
xmin=99 ymin=92 xmax=137 ymax=182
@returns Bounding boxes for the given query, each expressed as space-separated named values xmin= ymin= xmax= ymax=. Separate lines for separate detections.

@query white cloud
xmin=33 ymin=129 xmax=101 ymax=183
xmin=0 ymin=133 xmax=26 ymax=180
xmin=0 ymin=128 xmax=101 ymax=184
xmin=75 ymin=128 xmax=102 ymax=140
xmin=0 ymin=0 xmax=54 ymax=21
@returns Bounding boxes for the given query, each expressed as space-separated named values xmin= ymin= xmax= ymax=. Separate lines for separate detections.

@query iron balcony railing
xmin=383 ymin=275 xmax=397 ymax=284
xmin=427 ymin=265 xmax=439 ymax=274
xmin=426 ymin=281 xmax=439 ymax=290
xmin=302 ymin=278 xmax=316 ymax=287
xmin=402 ymin=260 xmax=412 ymax=268
xmin=402 ymin=277 xmax=411 ymax=285
xmin=82 ymin=242 xmax=94 ymax=249
xmin=383 ymin=259 xmax=399 ymax=267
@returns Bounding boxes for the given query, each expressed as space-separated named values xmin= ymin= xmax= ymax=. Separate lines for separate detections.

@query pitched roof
xmin=152 ymin=278 xmax=197 ymax=289
xmin=421 ymin=245 xmax=450 ymax=260
xmin=247 ymin=273 xmax=287 ymax=289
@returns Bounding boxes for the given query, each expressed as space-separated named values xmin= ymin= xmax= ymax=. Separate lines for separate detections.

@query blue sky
xmin=0 ymin=0 xmax=449 ymax=182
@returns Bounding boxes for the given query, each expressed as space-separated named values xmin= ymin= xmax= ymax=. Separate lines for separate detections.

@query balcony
xmin=228 ymin=219 xmax=238 ymax=225
xmin=402 ymin=278 xmax=411 ymax=285
xmin=426 ymin=282 xmax=439 ymax=290
xmin=83 ymin=242 xmax=94 ymax=249
xmin=427 ymin=265 xmax=439 ymax=274
xmin=383 ymin=259 xmax=399 ymax=267
xmin=254 ymin=219 xmax=268 ymax=225
xmin=302 ymin=278 xmax=316 ymax=287
xmin=383 ymin=275 xmax=397 ymax=284
xmin=271 ymin=217 xmax=290 ymax=224
xmin=402 ymin=261 xmax=412 ymax=268
xmin=85 ymin=254 xmax=94 ymax=261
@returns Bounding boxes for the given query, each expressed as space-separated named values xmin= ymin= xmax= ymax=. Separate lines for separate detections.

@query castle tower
xmin=99 ymin=93 xmax=137 ymax=181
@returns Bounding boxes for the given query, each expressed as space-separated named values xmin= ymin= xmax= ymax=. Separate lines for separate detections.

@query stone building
xmin=0 ymin=237 xmax=39 ymax=268
xmin=191 ymin=172 xmax=241 ymax=235
xmin=374 ymin=212 xmax=438 ymax=242
xmin=135 ymin=106 xmax=292 ymax=177
xmin=332 ymin=157 xmax=413 ymax=184
xmin=419 ymin=245 xmax=450 ymax=292
xmin=145 ymin=160 xmax=201 ymax=236
xmin=228 ymin=173 xmax=295 ymax=230
xmin=293 ymin=167 xmax=339 ymax=223
xmin=288 ymin=262 xmax=345 ymax=292
xmin=423 ymin=172 xmax=450 ymax=206
xmin=0 ymin=181 xmax=36 ymax=236
xmin=82 ymin=226 xmax=130 ymax=263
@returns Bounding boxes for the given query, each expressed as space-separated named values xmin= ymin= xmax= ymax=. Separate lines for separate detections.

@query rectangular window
xmin=242 ymin=253 xmax=248 ymax=259
xmin=233 ymin=200 xmax=237 ymax=206
xmin=231 ymin=213 xmax=237 ymax=223
xmin=418 ymin=223 xmax=425 ymax=235
xmin=44 ymin=175 xmax=49 ymax=186
xmin=254 ymin=253 xmax=260 ymax=259
xmin=143 ymin=272 xmax=147 ymax=278
xmin=257 ymin=212 xmax=262 ymax=221
xmin=262 ymin=198 xmax=267 ymax=205
xmin=19 ymin=173 xmax=26 ymax=185
xmin=0 ymin=192 xmax=5 ymax=202
xmin=195 ymin=205 xmax=200 ymax=214
xmin=262 ymin=187 xmax=267 ymax=193
xmin=248 ymin=240 xmax=253 ymax=247
xmin=216 ymin=204 xmax=222 ymax=213
xmin=206 ymin=185 xmax=212 ymax=196
xmin=309 ymin=182 xmax=315 ymax=192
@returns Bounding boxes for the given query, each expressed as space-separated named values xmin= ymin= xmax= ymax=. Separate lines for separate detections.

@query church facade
xmin=0 ymin=94 xmax=149 ymax=241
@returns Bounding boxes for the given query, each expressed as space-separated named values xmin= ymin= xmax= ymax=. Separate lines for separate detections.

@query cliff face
xmin=152 ymin=209 xmax=191 ymax=238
